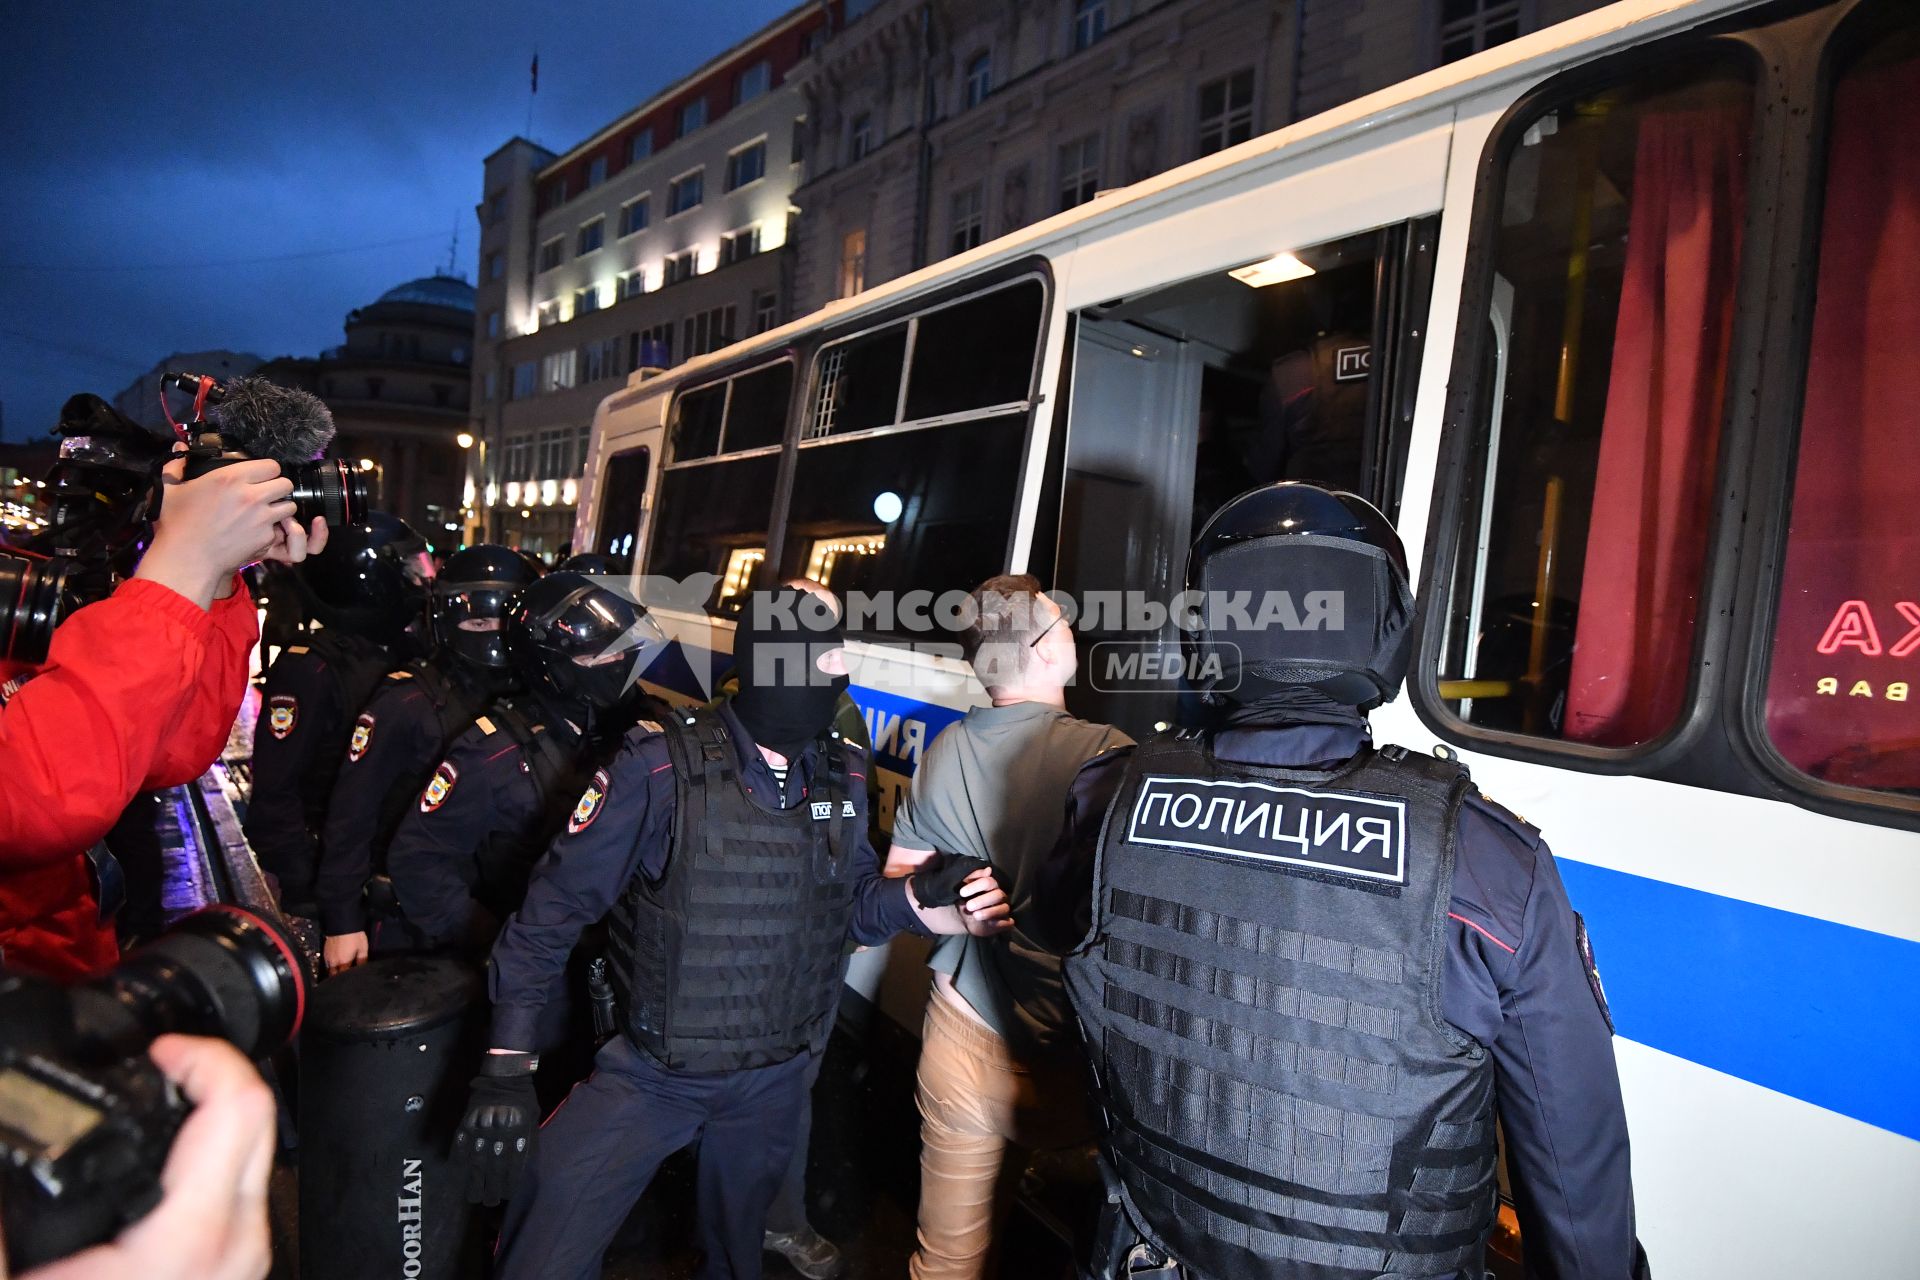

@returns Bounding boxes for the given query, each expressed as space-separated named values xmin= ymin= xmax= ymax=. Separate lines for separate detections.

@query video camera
xmin=0 ymin=905 xmax=308 ymax=1272
xmin=0 ymin=374 xmax=366 ymax=663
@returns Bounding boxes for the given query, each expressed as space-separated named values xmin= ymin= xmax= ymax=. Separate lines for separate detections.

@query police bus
xmin=567 ymin=0 xmax=1918 ymax=1272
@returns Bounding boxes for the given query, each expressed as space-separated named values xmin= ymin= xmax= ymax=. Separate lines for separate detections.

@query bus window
xmin=778 ymin=414 xmax=1027 ymax=624
xmin=722 ymin=361 xmax=793 ymax=453
xmin=1763 ymin=20 xmax=1920 ymax=798
xmin=1433 ymin=57 xmax=1754 ymax=747
xmin=593 ymin=445 xmax=650 ymax=560
xmin=671 ymin=383 xmax=725 ymax=461
xmin=902 ymin=279 xmax=1045 ymax=420
xmin=807 ymin=324 xmax=908 ymax=438
xmin=646 ymin=451 xmax=780 ymax=611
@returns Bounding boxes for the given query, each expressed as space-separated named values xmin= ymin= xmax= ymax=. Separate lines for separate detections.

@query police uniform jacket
xmin=486 ymin=701 xmax=925 ymax=1054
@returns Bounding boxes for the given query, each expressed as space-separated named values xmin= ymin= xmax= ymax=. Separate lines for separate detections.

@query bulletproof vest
xmin=1066 ymin=733 xmax=1497 ymax=1280
xmin=292 ymin=631 xmax=397 ymax=830
xmin=605 ymin=706 xmax=858 ymax=1073
xmin=365 ymin=661 xmax=490 ymax=876
xmin=470 ymin=701 xmax=592 ymax=922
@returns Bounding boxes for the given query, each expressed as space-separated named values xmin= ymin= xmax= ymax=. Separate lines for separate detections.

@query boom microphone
xmin=205 ymin=376 xmax=337 ymax=468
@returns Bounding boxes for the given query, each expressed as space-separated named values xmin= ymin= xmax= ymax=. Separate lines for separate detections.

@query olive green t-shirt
xmin=891 ymin=701 xmax=1131 ymax=1059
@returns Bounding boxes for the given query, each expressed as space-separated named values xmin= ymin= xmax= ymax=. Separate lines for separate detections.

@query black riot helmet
xmin=294 ymin=512 xmax=433 ymax=645
xmin=434 ymin=544 xmax=542 ymax=686
xmin=1183 ymin=482 xmax=1414 ymax=710
xmin=557 ymin=552 xmax=620 ymax=576
xmin=503 ymin=571 xmax=666 ymax=721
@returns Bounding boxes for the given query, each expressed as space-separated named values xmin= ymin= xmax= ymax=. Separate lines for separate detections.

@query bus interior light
xmin=1228 ymin=252 xmax=1316 ymax=288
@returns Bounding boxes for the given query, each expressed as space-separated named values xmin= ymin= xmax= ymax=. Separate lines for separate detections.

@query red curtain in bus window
xmin=1764 ymin=53 xmax=1920 ymax=792
xmin=1562 ymin=108 xmax=1748 ymax=747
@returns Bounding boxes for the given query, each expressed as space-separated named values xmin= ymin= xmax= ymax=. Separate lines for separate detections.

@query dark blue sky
xmin=0 ymin=0 xmax=796 ymax=440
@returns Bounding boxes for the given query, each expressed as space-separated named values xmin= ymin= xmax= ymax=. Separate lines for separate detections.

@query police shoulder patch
xmin=386 ymin=669 xmax=414 ymax=682
xmin=286 ymin=645 xmax=309 ymax=655
xmin=348 ymin=713 xmax=376 ymax=762
xmin=569 ymin=769 xmax=610 ymax=834
xmin=1574 ymin=911 xmax=1614 ymax=1034
xmin=474 ymin=715 xmax=497 ymax=736
xmin=267 ymin=695 xmax=299 ymax=741
xmin=420 ymin=760 xmax=459 ymax=813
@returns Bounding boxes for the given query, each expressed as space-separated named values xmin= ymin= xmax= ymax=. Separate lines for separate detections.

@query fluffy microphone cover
xmin=207 ymin=377 xmax=336 ymax=466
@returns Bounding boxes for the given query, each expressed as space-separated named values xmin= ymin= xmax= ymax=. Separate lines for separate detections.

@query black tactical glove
xmin=910 ymin=853 xmax=993 ymax=908
xmin=453 ymin=1052 xmax=539 ymax=1206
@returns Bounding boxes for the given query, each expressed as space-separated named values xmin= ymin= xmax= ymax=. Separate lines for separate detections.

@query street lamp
xmin=456 ymin=432 xmax=474 ymax=449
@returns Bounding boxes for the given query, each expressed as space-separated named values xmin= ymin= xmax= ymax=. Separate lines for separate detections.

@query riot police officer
xmin=454 ymin=584 xmax=1011 ymax=1280
xmin=1033 ymin=483 xmax=1647 ymax=1280
xmin=384 ymin=570 xmax=652 ymax=956
xmin=245 ymin=513 xmax=432 ymax=912
xmin=313 ymin=544 xmax=543 ymax=973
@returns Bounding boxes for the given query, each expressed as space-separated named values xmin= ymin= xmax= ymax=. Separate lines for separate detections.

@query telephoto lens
xmin=0 ymin=547 xmax=73 ymax=665
xmin=0 ymin=905 xmax=308 ymax=1271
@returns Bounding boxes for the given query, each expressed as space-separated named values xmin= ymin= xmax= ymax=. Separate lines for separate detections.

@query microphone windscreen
xmin=207 ymin=377 xmax=336 ymax=468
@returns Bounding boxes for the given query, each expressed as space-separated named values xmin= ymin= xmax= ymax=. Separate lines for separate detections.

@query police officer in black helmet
xmin=1031 ymin=483 xmax=1648 ymax=1280
xmin=313 ymin=544 xmax=544 ymax=974
xmin=246 ymin=513 xmax=433 ymax=913
xmin=384 ymin=570 xmax=654 ymax=957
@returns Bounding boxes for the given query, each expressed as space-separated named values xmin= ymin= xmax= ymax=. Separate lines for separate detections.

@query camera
xmin=165 ymin=372 xmax=368 ymax=530
xmin=0 ymin=905 xmax=308 ymax=1272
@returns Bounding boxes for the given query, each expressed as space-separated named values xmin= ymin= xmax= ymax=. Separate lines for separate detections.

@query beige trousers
xmin=908 ymin=984 xmax=1094 ymax=1280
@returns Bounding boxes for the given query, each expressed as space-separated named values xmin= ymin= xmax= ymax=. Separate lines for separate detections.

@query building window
xmin=735 ymin=59 xmax=771 ymax=105
xmin=483 ymin=370 xmax=497 ymax=402
xmin=577 ymin=217 xmax=605 ymax=256
xmin=537 ymin=178 xmax=569 ymax=214
xmin=485 ymin=310 xmax=502 ymax=339
xmin=540 ymin=349 xmax=577 ymax=393
xmin=586 ymin=155 xmax=608 ymax=188
xmin=663 ymin=249 xmax=697 ymax=286
xmin=849 ymin=113 xmax=873 ymax=162
xmin=1439 ymin=0 xmax=1523 ymax=64
xmin=791 ymin=117 xmax=807 ymax=164
xmin=487 ymin=191 xmax=507 ymax=225
xmin=537 ymin=237 xmax=564 ymax=273
xmin=575 ymin=285 xmax=600 ymax=316
xmin=726 ymin=140 xmax=767 ymax=191
xmin=1058 ymin=134 xmax=1101 ymax=210
xmin=1072 ymin=0 xmax=1108 ymax=52
xmin=684 ymin=305 xmax=738 ymax=359
xmin=537 ymin=301 xmax=561 ymax=329
xmin=629 ymin=129 xmax=654 ymax=164
xmin=839 ymin=228 xmax=867 ymax=298
xmin=1197 ymin=69 xmax=1256 ymax=156
xmin=753 ymin=289 xmax=778 ymax=334
xmin=510 ymin=362 xmax=537 ymax=400
xmin=631 ymin=324 xmax=673 ymax=369
xmin=963 ymin=52 xmax=992 ymax=109
xmin=583 ymin=336 xmax=620 ymax=383
xmin=616 ymin=270 xmax=646 ymax=301
xmin=485 ymin=251 xmax=505 ymax=281
xmin=720 ymin=225 xmax=761 ymax=267
xmin=503 ymin=434 xmax=533 ymax=480
xmin=679 ymin=97 xmax=708 ymax=138
xmin=949 ymin=184 xmax=984 ymax=255
xmin=668 ymin=170 xmax=704 ymax=216
xmin=619 ymin=196 xmax=650 ymax=237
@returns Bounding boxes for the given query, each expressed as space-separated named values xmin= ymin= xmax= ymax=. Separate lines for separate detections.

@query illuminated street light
xmin=456 ymin=432 xmax=474 ymax=449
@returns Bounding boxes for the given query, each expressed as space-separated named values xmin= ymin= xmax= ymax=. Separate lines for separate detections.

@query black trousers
xmin=493 ymin=1035 xmax=809 ymax=1280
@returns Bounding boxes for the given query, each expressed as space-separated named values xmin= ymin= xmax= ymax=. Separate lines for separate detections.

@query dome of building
xmin=375 ymin=274 xmax=475 ymax=312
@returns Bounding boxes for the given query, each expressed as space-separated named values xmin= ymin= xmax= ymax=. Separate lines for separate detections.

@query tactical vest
xmin=295 ymin=631 xmax=397 ymax=830
xmin=1283 ymin=332 xmax=1370 ymax=493
xmin=605 ymin=707 xmax=858 ymax=1073
xmin=469 ymin=702 xmax=594 ymax=922
xmin=1066 ymin=733 xmax=1497 ymax=1280
xmin=365 ymin=662 xmax=489 ymax=875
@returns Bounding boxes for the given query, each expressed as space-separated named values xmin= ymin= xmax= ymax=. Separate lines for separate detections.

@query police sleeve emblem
xmin=569 ymin=769 xmax=610 ymax=835
xmin=420 ymin=760 xmax=458 ymax=813
xmin=348 ymin=713 xmax=375 ymax=763
xmin=1574 ymin=911 xmax=1614 ymax=1034
xmin=267 ymin=695 xmax=299 ymax=741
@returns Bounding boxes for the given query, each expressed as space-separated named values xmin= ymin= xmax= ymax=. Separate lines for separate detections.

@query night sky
xmin=0 ymin=0 xmax=796 ymax=441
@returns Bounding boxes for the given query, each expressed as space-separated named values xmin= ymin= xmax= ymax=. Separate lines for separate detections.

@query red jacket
xmin=0 ymin=576 xmax=258 ymax=980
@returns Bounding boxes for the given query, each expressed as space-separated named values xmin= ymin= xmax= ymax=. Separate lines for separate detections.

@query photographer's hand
xmin=257 ymin=513 xmax=329 ymax=568
xmin=12 ymin=1035 xmax=275 ymax=1280
xmin=322 ymin=929 xmax=368 ymax=976
xmin=136 ymin=459 xmax=294 ymax=610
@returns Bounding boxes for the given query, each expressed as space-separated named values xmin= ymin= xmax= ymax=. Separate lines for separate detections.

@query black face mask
xmin=730 ymin=586 xmax=849 ymax=759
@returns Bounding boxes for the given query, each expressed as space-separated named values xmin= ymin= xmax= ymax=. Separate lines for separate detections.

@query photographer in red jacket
xmin=0 ymin=396 xmax=329 ymax=980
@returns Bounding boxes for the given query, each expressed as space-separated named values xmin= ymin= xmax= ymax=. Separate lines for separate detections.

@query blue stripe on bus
xmin=1558 ymin=860 xmax=1920 ymax=1143
xmin=848 ymin=685 xmax=969 ymax=775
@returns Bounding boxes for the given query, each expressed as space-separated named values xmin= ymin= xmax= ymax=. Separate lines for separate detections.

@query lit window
xmin=540 ymin=349 xmax=577 ymax=394
xmin=849 ymin=113 xmax=873 ymax=162
xmin=720 ymin=225 xmax=761 ymax=267
xmin=620 ymin=196 xmax=650 ymax=237
xmin=838 ymin=228 xmax=867 ymax=298
xmin=1072 ymin=0 xmax=1107 ymax=52
xmin=735 ymin=59 xmax=771 ymax=105
xmin=1058 ymin=134 xmax=1101 ymax=210
xmin=949 ymin=185 xmax=984 ymax=255
xmin=679 ymin=97 xmax=708 ymax=137
xmin=537 ymin=302 xmax=561 ymax=329
xmin=963 ymin=52 xmax=992 ymax=110
xmin=1439 ymin=0 xmax=1523 ymax=64
xmin=726 ymin=140 xmax=767 ymax=191
xmin=1197 ymin=69 xmax=1256 ymax=156
xmin=577 ymin=217 xmax=604 ymax=256
xmin=668 ymin=170 xmax=704 ymax=216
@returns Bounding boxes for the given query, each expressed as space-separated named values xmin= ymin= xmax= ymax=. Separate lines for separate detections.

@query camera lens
xmin=285 ymin=460 xmax=368 ymax=528
xmin=0 ymin=550 xmax=69 ymax=665
xmin=73 ymin=905 xmax=308 ymax=1061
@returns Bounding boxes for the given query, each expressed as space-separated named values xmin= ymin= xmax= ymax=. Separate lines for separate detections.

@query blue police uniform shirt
xmin=486 ymin=701 xmax=923 ymax=1053
xmin=1035 ymin=717 xmax=1642 ymax=1280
